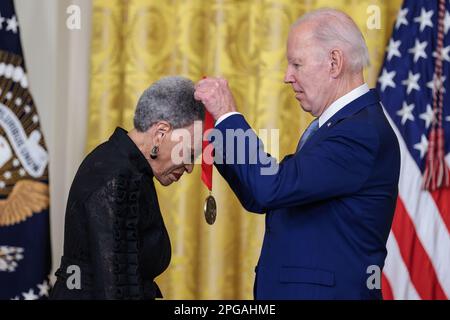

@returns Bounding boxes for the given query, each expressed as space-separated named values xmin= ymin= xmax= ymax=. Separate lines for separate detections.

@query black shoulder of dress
xmin=71 ymin=127 xmax=153 ymax=202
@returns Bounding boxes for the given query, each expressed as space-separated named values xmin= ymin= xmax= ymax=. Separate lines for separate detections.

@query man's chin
xmin=299 ymin=102 xmax=312 ymax=113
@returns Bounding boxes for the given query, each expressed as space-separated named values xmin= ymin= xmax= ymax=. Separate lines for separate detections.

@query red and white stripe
xmin=383 ymin=231 xmax=420 ymax=299
xmin=382 ymin=109 xmax=450 ymax=300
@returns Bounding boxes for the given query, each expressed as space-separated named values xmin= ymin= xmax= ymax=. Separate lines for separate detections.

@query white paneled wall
xmin=14 ymin=0 xmax=92 ymax=281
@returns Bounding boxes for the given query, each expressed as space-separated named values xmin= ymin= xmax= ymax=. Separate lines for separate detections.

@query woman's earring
xmin=150 ymin=146 xmax=159 ymax=159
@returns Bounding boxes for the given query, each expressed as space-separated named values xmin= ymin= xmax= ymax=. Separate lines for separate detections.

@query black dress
xmin=50 ymin=127 xmax=171 ymax=299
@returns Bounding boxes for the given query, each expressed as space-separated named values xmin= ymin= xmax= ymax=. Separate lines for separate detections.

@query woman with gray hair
xmin=50 ymin=76 xmax=204 ymax=300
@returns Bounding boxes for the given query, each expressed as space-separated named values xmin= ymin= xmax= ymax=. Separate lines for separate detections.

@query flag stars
xmin=444 ymin=11 xmax=450 ymax=34
xmin=414 ymin=8 xmax=434 ymax=32
xmin=397 ymin=102 xmax=415 ymax=125
xmin=396 ymin=8 xmax=409 ymax=29
xmin=387 ymin=39 xmax=402 ymax=61
xmin=38 ymin=281 xmax=50 ymax=297
xmin=12 ymin=159 xmax=20 ymax=167
xmin=32 ymin=115 xmax=39 ymax=123
xmin=6 ymin=15 xmax=18 ymax=34
xmin=408 ymin=40 xmax=428 ymax=62
xmin=426 ymin=74 xmax=447 ymax=95
xmin=0 ymin=181 xmax=5 ymax=189
xmin=3 ymin=171 xmax=12 ymax=179
xmin=432 ymin=45 xmax=450 ymax=63
xmin=19 ymin=169 xmax=26 ymax=177
xmin=402 ymin=71 xmax=421 ymax=95
xmin=414 ymin=135 xmax=429 ymax=159
xmin=15 ymin=97 xmax=22 ymax=106
xmin=378 ymin=69 xmax=396 ymax=92
xmin=0 ymin=13 xmax=5 ymax=30
xmin=5 ymin=91 xmax=12 ymax=100
xmin=419 ymin=104 xmax=435 ymax=129
xmin=24 ymin=105 xmax=31 ymax=114
xmin=22 ymin=289 xmax=39 ymax=300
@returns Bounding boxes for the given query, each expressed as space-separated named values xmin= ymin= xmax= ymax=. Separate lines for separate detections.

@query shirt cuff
xmin=215 ymin=112 xmax=242 ymax=126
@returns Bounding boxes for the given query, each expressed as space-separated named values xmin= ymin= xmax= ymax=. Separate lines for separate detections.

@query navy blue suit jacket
xmin=213 ymin=89 xmax=400 ymax=299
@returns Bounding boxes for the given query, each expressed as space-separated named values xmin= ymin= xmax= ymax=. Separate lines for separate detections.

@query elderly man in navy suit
xmin=195 ymin=8 xmax=400 ymax=299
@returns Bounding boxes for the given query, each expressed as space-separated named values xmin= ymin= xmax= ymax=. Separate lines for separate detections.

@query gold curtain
xmin=87 ymin=0 xmax=403 ymax=299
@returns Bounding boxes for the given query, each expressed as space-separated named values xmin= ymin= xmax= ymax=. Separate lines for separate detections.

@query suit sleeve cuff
xmin=215 ymin=112 xmax=242 ymax=126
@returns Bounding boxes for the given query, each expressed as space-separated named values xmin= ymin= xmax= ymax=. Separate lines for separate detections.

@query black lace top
xmin=50 ymin=127 xmax=171 ymax=300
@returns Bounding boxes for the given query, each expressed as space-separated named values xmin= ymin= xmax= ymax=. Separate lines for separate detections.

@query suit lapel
xmin=300 ymin=89 xmax=380 ymax=151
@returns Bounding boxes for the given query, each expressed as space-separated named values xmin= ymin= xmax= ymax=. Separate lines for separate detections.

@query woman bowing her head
xmin=50 ymin=76 xmax=204 ymax=300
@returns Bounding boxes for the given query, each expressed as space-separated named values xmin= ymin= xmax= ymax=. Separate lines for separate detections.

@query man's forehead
xmin=289 ymin=24 xmax=316 ymax=44
xmin=287 ymin=26 xmax=319 ymax=58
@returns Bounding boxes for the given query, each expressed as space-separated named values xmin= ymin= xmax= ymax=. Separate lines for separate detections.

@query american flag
xmin=0 ymin=1 xmax=51 ymax=299
xmin=377 ymin=0 xmax=450 ymax=299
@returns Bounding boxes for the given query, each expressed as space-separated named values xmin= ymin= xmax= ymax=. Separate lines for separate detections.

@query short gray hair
xmin=134 ymin=76 xmax=205 ymax=132
xmin=293 ymin=8 xmax=370 ymax=72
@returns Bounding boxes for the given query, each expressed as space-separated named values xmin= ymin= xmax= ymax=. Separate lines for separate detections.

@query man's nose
xmin=284 ymin=69 xmax=295 ymax=84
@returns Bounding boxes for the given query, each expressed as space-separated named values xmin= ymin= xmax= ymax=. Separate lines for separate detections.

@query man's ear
xmin=329 ymin=49 xmax=344 ymax=78
xmin=151 ymin=121 xmax=172 ymax=146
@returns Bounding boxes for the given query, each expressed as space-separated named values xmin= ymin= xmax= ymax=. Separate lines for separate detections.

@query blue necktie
xmin=296 ymin=119 xmax=319 ymax=152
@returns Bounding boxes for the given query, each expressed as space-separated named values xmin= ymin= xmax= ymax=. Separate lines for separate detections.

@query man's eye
xmin=293 ymin=63 xmax=301 ymax=68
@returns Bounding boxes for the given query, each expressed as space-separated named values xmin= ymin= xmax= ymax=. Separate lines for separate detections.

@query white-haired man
xmin=195 ymin=9 xmax=400 ymax=299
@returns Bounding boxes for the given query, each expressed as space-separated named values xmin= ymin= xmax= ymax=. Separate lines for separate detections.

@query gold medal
xmin=203 ymin=195 xmax=217 ymax=225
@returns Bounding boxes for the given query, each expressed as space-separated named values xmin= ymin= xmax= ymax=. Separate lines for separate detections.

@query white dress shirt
xmin=318 ymin=83 xmax=369 ymax=127
xmin=215 ymin=111 xmax=242 ymax=126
